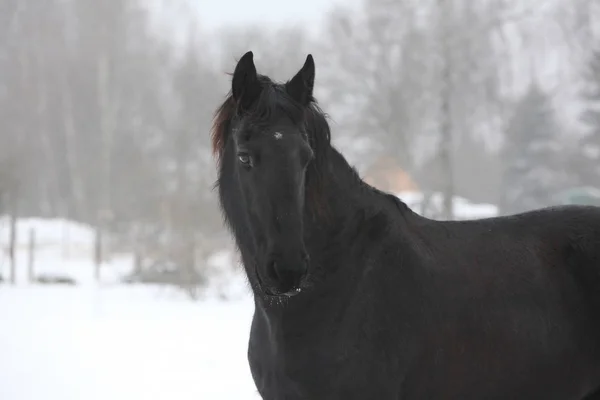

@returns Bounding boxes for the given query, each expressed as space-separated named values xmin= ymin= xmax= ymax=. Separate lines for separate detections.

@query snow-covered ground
xmin=0 ymin=218 xmax=259 ymax=400
xmin=0 ymin=286 xmax=259 ymax=400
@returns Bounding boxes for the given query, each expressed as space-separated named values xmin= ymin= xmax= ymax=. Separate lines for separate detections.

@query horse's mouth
xmin=269 ymin=286 xmax=303 ymax=298
xmin=254 ymin=262 xmax=308 ymax=298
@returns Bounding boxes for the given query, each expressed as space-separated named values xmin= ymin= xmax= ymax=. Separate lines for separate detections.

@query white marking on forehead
xmin=273 ymin=132 xmax=283 ymax=140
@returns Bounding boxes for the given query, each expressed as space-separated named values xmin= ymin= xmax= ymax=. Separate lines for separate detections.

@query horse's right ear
xmin=232 ymin=51 xmax=261 ymax=112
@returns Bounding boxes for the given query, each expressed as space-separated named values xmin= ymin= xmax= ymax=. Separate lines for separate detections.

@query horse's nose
xmin=265 ymin=250 xmax=308 ymax=295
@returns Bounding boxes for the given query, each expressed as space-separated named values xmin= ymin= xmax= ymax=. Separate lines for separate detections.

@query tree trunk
xmin=97 ymin=51 xmax=117 ymax=229
xmin=438 ymin=0 xmax=455 ymax=221
xmin=61 ymin=77 xmax=86 ymax=221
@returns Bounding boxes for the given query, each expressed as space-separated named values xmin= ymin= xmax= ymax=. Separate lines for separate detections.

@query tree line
xmin=0 ymin=0 xmax=598 ymax=280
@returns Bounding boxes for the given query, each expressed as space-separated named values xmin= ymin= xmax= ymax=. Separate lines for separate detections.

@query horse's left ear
xmin=285 ymin=54 xmax=315 ymax=106
xmin=232 ymin=51 xmax=262 ymax=112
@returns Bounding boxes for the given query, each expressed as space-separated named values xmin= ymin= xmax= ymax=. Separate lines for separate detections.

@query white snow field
xmin=0 ymin=218 xmax=260 ymax=400
xmin=0 ymin=195 xmax=496 ymax=400
xmin=0 ymin=287 xmax=260 ymax=400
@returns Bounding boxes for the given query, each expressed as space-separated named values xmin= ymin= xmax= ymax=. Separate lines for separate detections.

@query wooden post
xmin=94 ymin=225 xmax=102 ymax=282
xmin=8 ymin=191 xmax=17 ymax=285
xmin=132 ymin=225 xmax=142 ymax=275
xmin=133 ymin=245 xmax=142 ymax=276
xmin=94 ymin=209 xmax=113 ymax=283
xmin=27 ymin=228 xmax=35 ymax=283
xmin=184 ymin=235 xmax=197 ymax=300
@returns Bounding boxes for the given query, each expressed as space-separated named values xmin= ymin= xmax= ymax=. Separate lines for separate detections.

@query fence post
xmin=132 ymin=225 xmax=142 ymax=275
xmin=133 ymin=246 xmax=142 ymax=276
xmin=94 ymin=225 xmax=102 ymax=282
xmin=8 ymin=192 xmax=17 ymax=285
xmin=27 ymin=228 xmax=35 ymax=283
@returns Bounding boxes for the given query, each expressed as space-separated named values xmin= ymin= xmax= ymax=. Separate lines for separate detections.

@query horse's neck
xmin=319 ymin=146 xmax=372 ymax=203
xmin=302 ymin=148 xmax=376 ymax=255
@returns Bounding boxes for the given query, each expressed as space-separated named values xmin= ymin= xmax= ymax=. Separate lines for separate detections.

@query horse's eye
xmin=238 ymin=152 xmax=252 ymax=166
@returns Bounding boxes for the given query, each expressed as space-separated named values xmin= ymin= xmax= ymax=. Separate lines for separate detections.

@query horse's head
xmin=227 ymin=51 xmax=316 ymax=297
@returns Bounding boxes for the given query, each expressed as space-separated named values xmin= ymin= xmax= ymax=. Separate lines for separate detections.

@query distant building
xmin=362 ymin=156 xmax=419 ymax=193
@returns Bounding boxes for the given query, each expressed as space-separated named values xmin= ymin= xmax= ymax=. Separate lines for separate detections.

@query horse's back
xmin=434 ymin=204 xmax=600 ymax=282
xmin=464 ymin=204 xmax=600 ymax=313
xmin=388 ymin=204 xmax=600 ymax=399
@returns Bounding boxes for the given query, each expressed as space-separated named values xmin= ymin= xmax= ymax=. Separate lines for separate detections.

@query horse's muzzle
xmin=262 ymin=250 xmax=309 ymax=297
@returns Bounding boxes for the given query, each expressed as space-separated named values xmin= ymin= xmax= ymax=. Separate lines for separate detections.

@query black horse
xmin=212 ymin=51 xmax=600 ymax=399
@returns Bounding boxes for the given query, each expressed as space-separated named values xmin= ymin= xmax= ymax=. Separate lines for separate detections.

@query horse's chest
xmin=248 ymin=331 xmax=398 ymax=400
xmin=248 ymin=338 xmax=338 ymax=399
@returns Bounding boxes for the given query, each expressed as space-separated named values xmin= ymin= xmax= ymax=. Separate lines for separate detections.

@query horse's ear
xmin=232 ymin=51 xmax=261 ymax=112
xmin=285 ymin=54 xmax=315 ymax=106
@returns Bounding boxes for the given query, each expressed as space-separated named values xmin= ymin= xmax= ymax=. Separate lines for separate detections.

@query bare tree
xmin=320 ymin=0 xmax=510 ymax=218
xmin=318 ymin=2 xmax=434 ymax=170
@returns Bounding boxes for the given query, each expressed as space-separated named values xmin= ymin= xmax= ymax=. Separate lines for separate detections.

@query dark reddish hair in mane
xmin=211 ymin=94 xmax=235 ymax=165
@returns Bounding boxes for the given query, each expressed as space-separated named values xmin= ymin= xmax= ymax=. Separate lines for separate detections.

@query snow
xmin=0 ymin=217 xmax=258 ymax=400
xmin=396 ymin=191 xmax=499 ymax=220
xmin=0 ymin=287 xmax=259 ymax=400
